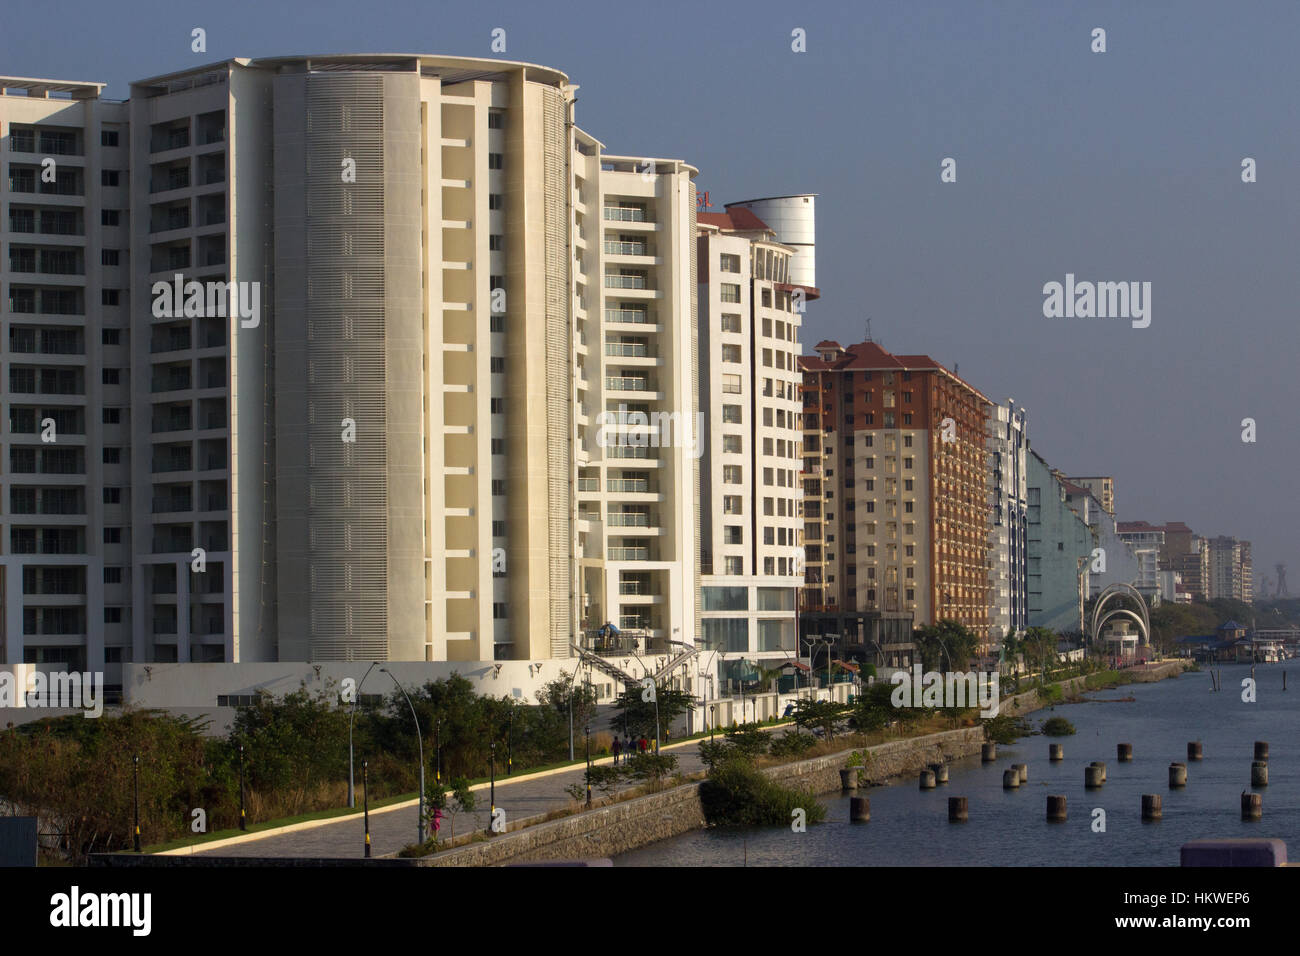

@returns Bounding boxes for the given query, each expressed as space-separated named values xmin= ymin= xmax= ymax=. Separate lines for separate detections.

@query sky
xmin=4 ymin=0 xmax=1297 ymax=590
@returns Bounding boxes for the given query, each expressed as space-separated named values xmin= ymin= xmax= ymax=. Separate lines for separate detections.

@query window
xmin=102 ymin=249 xmax=120 ymax=266
xmin=489 ymin=193 xmax=503 ymax=210
xmin=904 ymin=435 xmax=913 ymax=448
xmin=904 ymin=478 xmax=913 ymax=491
xmin=491 ymin=439 xmax=504 ymax=454
xmin=721 ymin=313 xmax=741 ymax=333
xmin=905 ymin=501 xmax=914 ymax=513
xmin=493 ymin=602 xmax=508 ymax=619
xmin=103 ymin=408 xmax=121 ymax=423
xmin=719 ymin=253 xmax=740 ymax=273
xmin=101 ymin=130 xmax=119 ymax=147
xmin=721 ymin=344 xmax=741 ymax=363
xmin=101 ymin=170 xmax=121 ymax=187
xmin=102 ymin=328 xmax=121 ymax=345
xmin=104 ymin=527 xmax=122 ymax=544
xmin=723 ymin=495 xmax=743 ymax=515
xmin=104 ymin=567 xmax=123 ymax=584
xmin=489 ymin=234 xmax=504 ymax=251
xmin=722 ymin=404 xmax=742 ymax=424
xmin=488 ymin=110 xmax=505 ymax=129
xmin=103 ymin=487 xmax=121 ymax=504
xmin=490 ymin=315 xmax=504 ymax=333
xmin=490 ymin=398 xmax=504 ymax=413
xmin=488 ymin=153 xmax=504 ymax=169
xmin=723 ymin=556 xmax=744 ymax=575
xmin=904 ymin=457 xmax=914 ymax=469
xmin=723 ymin=465 xmax=742 ymax=484
xmin=104 ymin=607 xmax=123 ymax=624
xmin=723 ymin=434 xmax=742 ymax=454
xmin=719 ymin=283 xmax=741 ymax=303
xmin=492 ymin=521 xmax=507 ymax=537
xmin=492 ymin=479 xmax=506 ymax=496
xmin=102 ymin=368 xmax=120 ymax=385
xmin=102 ymin=290 xmax=120 ymax=306
xmin=101 ymin=210 xmax=120 ymax=226
xmin=724 ymin=525 xmax=743 ymax=545
xmin=490 ymin=357 xmax=505 ymax=373
xmin=103 ymin=447 xmax=121 ymax=464
xmin=721 ymin=374 xmax=741 ymax=394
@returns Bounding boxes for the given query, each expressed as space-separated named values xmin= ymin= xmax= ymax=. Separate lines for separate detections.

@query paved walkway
xmin=183 ymin=737 xmax=714 ymax=859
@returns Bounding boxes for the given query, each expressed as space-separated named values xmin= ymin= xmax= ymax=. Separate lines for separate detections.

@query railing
xmin=603 ymin=207 xmax=648 ymax=222
xmin=608 ymin=547 xmax=650 ymax=561
xmin=577 ymin=478 xmax=600 ymax=492
xmin=619 ymin=580 xmax=648 ymax=595
xmin=606 ymin=377 xmax=649 ymax=391
xmin=606 ymin=446 xmax=652 ymax=459
xmin=605 ymin=343 xmax=652 ymax=357
xmin=605 ymin=309 xmax=652 ymax=324
xmin=604 ymin=274 xmax=647 ymax=290
xmin=607 ymin=512 xmax=651 ymax=527
xmin=607 ymin=479 xmax=651 ymax=493
xmin=604 ymin=240 xmax=647 ymax=255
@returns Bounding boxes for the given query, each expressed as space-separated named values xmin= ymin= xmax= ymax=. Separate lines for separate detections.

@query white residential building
xmin=987 ymin=401 xmax=1028 ymax=643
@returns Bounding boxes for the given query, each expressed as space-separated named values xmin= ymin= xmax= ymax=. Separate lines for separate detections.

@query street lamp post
xmin=435 ymin=716 xmax=442 ymax=787
xmin=348 ymin=661 xmax=378 ymax=808
xmin=237 ymin=741 xmax=247 ymax=831
xmin=380 ymin=668 xmax=425 ymax=847
xmin=490 ymin=741 xmax=496 ymax=820
xmin=507 ymin=706 xmax=514 ymax=776
xmin=709 ymin=704 xmax=716 ymax=741
xmin=132 ymin=754 xmax=141 ymax=853
xmin=584 ymin=723 xmax=592 ymax=807
xmin=362 ymin=759 xmax=371 ymax=858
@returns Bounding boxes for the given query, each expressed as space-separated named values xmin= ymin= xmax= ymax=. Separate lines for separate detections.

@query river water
xmin=616 ymin=664 xmax=1299 ymax=866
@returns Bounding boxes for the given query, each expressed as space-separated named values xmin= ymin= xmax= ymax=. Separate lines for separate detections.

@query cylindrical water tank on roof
xmin=725 ymin=194 xmax=816 ymax=289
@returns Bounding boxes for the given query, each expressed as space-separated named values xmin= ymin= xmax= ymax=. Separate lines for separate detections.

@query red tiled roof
xmin=797 ymin=340 xmax=993 ymax=404
xmin=697 ymin=208 xmax=771 ymax=233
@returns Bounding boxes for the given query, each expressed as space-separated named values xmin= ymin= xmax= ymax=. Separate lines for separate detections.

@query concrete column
xmin=176 ymin=558 xmax=191 ymax=663
xmin=1141 ymin=794 xmax=1162 ymax=821
xmin=1046 ymin=794 xmax=1067 ymax=822
xmin=948 ymin=796 xmax=968 ymax=822
xmin=1169 ymin=762 xmax=1187 ymax=788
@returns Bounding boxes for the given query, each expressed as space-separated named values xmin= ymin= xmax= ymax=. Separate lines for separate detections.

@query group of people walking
xmin=611 ymin=734 xmax=650 ymax=764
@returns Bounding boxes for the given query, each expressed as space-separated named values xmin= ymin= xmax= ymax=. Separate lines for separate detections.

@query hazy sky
xmin=5 ymin=0 xmax=1297 ymax=588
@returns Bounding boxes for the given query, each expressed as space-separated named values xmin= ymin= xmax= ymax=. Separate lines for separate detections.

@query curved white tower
xmin=725 ymin=194 xmax=816 ymax=288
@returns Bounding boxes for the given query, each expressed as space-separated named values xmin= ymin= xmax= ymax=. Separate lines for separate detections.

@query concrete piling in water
xmin=1117 ymin=743 xmax=1133 ymax=762
xmin=1142 ymin=794 xmax=1163 ymax=821
xmin=1085 ymin=765 xmax=1104 ymax=789
xmin=933 ymin=763 xmax=949 ymax=784
xmin=1169 ymin=762 xmax=1187 ymax=788
xmin=1254 ymin=741 xmax=1269 ymax=762
xmin=982 ymin=743 xmax=996 ymax=763
xmin=839 ymin=769 xmax=857 ymax=792
xmin=1049 ymin=743 xmax=1063 ymax=762
xmin=919 ymin=769 xmax=937 ymax=790
xmin=1241 ymin=792 xmax=1263 ymax=821
xmin=1046 ymin=795 xmax=1067 ymax=822
xmin=850 ymin=796 xmax=870 ymax=822
xmin=1015 ymin=763 xmax=1028 ymax=784
xmin=1003 ymin=768 xmax=1020 ymax=790
xmin=1251 ymin=761 xmax=1269 ymax=788
xmin=948 ymin=797 xmax=968 ymax=822
xmin=1091 ymin=761 xmax=1107 ymax=783
xmin=1187 ymin=741 xmax=1203 ymax=761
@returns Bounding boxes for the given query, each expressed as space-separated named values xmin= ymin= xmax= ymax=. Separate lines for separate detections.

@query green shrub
xmin=768 ymin=731 xmax=816 ymax=758
xmin=1041 ymin=716 xmax=1076 ymax=736
xmin=699 ymin=757 xmax=827 ymax=828
xmin=983 ymin=714 xmax=1028 ymax=744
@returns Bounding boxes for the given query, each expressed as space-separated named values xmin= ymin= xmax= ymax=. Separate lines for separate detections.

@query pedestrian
xmin=639 ymin=735 xmax=648 ymax=753
xmin=612 ymin=735 xmax=623 ymax=765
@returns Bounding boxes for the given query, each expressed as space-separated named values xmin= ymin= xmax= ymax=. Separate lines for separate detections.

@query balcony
xmin=605 ymin=342 xmax=653 ymax=358
xmin=603 ymin=240 xmax=648 ymax=255
xmin=606 ymin=376 xmax=650 ymax=392
xmin=607 ymin=478 xmax=653 ymax=494
xmin=604 ymin=309 xmax=653 ymax=325
xmin=602 ymin=206 xmax=649 ymax=223
xmin=608 ymin=546 xmax=651 ymax=561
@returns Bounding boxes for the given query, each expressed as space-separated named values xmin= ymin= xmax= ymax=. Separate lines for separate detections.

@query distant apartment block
xmin=1057 ymin=477 xmax=1140 ymax=599
xmin=1063 ymin=475 xmax=1114 ymax=516
xmin=1207 ymin=535 xmax=1253 ymax=604
xmin=799 ymin=340 xmax=992 ymax=659
xmin=987 ymin=401 xmax=1028 ymax=642
xmin=1026 ymin=450 xmax=1095 ymax=634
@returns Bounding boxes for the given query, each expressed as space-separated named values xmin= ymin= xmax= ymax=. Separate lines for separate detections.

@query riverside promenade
xmin=143 ymin=662 xmax=1192 ymax=863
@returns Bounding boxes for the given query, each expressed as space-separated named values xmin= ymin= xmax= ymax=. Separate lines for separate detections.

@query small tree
xmin=792 ymin=698 xmax=851 ymax=740
xmin=624 ymin=752 xmax=678 ymax=792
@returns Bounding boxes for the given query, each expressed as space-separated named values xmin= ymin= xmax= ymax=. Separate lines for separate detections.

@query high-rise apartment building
xmin=1207 ymin=535 xmax=1253 ymax=603
xmin=1 ymin=78 xmax=129 ymax=678
xmin=987 ymin=401 xmax=1028 ymax=643
xmin=573 ymin=145 xmax=701 ymax=675
xmin=694 ymin=202 xmax=810 ymax=688
xmin=2 ymin=55 xmax=705 ymax=693
xmin=799 ymin=340 xmax=993 ymax=658
xmin=1026 ymin=451 xmax=1095 ymax=633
